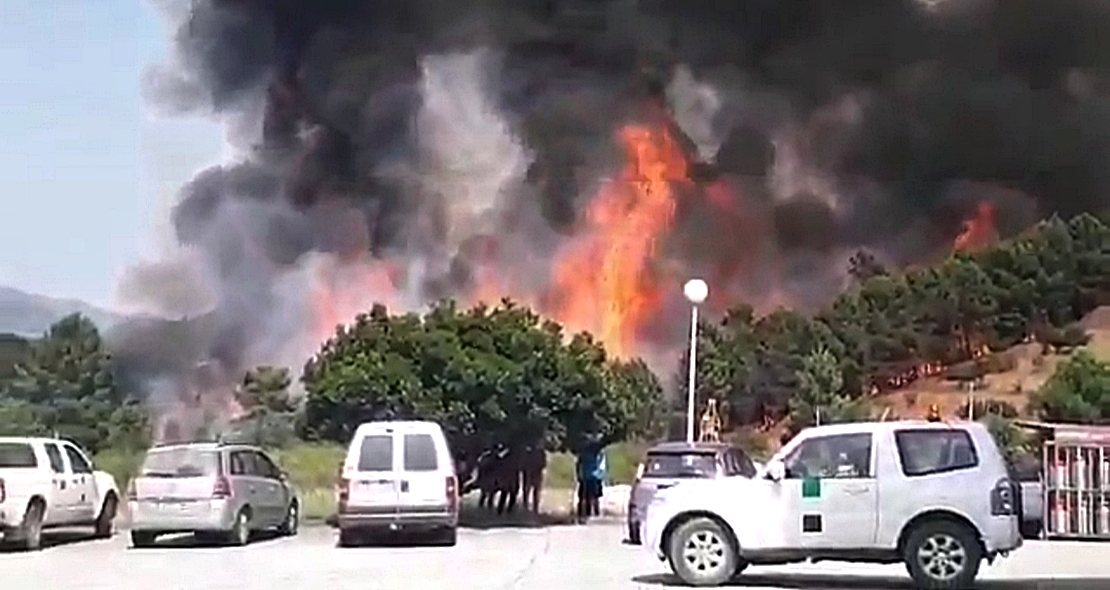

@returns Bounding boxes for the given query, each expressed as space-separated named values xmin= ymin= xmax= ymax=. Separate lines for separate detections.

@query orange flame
xmin=311 ymin=259 xmax=403 ymax=342
xmin=953 ymin=201 xmax=998 ymax=253
xmin=547 ymin=124 xmax=688 ymax=357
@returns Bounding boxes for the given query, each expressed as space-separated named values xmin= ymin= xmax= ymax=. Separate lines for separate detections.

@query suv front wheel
xmin=903 ymin=519 xmax=982 ymax=590
xmin=666 ymin=517 xmax=739 ymax=587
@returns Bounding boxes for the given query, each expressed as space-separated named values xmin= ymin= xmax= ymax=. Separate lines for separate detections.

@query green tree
xmin=0 ymin=314 xmax=148 ymax=452
xmin=230 ymin=365 xmax=298 ymax=447
xmin=301 ymin=300 xmax=665 ymax=459
xmin=1031 ymin=350 xmax=1110 ymax=422
xmin=788 ymin=345 xmax=857 ymax=430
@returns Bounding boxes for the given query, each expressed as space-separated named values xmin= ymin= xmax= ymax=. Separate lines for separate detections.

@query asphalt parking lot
xmin=2 ymin=522 xmax=1109 ymax=590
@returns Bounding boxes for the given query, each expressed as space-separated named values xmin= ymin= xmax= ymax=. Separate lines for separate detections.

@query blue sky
xmin=0 ymin=0 xmax=222 ymax=308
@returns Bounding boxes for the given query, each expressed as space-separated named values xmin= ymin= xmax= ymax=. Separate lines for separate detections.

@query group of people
xmin=464 ymin=437 xmax=610 ymax=523
xmin=470 ymin=443 xmax=547 ymax=516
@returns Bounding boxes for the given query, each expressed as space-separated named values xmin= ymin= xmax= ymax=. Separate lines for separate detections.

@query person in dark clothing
xmin=576 ymin=440 xmax=607 ymax=522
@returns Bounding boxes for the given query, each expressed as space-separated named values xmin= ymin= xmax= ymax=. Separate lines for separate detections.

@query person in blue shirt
xmin=575 ymin=439 xmax=607 ymax=522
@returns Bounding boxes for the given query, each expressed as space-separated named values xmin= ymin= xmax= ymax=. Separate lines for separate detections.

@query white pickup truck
xmin=0 ymin=437 xmax=120 ymax=550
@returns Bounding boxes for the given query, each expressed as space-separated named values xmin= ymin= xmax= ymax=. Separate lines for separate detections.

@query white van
xmin=336 ymin=421 xmax=458 ymax=547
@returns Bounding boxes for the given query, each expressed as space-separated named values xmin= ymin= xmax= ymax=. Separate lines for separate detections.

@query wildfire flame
xmin=309 ymin=123 xmax=692 ymax=359
xmin=547 ymin=124 xmax=688 ymax=357
xmin=953 ymin=201 xmax=998 ymax=253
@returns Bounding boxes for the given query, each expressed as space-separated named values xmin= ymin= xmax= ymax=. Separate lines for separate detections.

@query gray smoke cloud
xmin=113 ymin=0 xmax=1110 ymax=429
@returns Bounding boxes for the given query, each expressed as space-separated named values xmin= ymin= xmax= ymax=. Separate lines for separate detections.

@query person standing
xmin=589 ymin=446 xmax=607 ymax=518
xmin=575 ymin=448 xmax=593 ymax=523
xmin=576 ymin=441 xmax=606 ymax=522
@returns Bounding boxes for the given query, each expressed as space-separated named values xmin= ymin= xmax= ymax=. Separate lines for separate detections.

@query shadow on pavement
xmin=129 ymin=529 xmax=286 ymax=550
xmin=0 ymin=528 xmax=104 ymax=552
xmin=632 ymin=573 xmax=1110 ymax=590
xmin=457 ymin=505 xmax=581 ymax=530
xmin=323 ymin=505 xmax=596 ymax=530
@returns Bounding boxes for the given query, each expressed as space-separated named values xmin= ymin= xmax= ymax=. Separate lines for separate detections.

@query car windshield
xmin=643 ymin=452 xmax=717 ymax=478
xmin=140 ymin=447 xmax=220 ymax=478
xmin=0 ymin=443 xmax=37 ymax=468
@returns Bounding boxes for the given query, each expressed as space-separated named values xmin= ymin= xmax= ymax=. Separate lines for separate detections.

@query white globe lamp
xmin=683 ymin=279 xmax=709 ymax=305
xmin=682 ymin=279 xmax=708 ymax=442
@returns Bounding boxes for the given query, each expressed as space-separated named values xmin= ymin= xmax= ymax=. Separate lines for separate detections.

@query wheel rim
xmin=917 ymin=533 xmax=967 ymax=582
xmin=237 ymin=513 xmax=249 ymax=543
xmin=681 ymin=529 xmax=727 ymax=577
xmin=287 ymin=505 xmax=298 ymax=531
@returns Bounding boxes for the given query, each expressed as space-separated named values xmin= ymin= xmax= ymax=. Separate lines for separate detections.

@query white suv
xmin=642 ymin=421 xmax=1023 ymax=589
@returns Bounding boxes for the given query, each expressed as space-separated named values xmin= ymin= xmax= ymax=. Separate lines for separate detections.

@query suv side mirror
xmin=765 ymin=460 xmax=786 ymax=482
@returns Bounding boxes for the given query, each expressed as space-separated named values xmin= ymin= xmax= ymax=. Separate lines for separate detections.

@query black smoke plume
xmin=114 ymin=0 xmax=1110 ymax=429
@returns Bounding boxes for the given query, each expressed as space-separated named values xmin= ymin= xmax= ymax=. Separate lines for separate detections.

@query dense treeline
xmin=5 ymin=213 xmax=1110 ymax=459
xmin=689 ymin=213 xmax=1110 ymax=429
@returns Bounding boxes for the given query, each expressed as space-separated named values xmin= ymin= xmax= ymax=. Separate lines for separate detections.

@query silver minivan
xmin=127 ymin=443 xmax=299 ymax=547
xmin=336 ymin=421 xmax=458 ymax=546
xmin=626 ymin=441 xmax=757 ymax=544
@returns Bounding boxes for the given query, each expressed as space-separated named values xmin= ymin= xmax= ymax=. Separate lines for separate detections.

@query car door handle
xmin=844 ymin=485 xmax=870 ymax=495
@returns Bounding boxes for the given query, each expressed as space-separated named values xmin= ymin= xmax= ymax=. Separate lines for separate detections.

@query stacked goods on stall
xmin=1043 ymin=427 xmax=1110 ymax=540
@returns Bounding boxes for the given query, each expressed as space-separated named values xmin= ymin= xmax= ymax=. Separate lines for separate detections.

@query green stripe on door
xmin=802 ymin=477 xmax=821 ymax=499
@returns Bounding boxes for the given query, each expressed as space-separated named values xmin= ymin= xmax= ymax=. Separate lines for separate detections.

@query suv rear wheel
xmin=903 ymin=519 xmax=982 ymax=590
xmin=667 ymin=517 xmax=739 ymax=587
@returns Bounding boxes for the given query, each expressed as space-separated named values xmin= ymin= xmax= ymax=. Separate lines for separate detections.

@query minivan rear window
xmin=358 ymin=435 xmax=394 ymax=471
xmin=403 ymin=434 xmax=438 ymax=471
xmin=643 ymin=452 xmax=717 ymax=478
xmin=0 ymin=443 xmax=37 ymax=468
xmin=141 ymin=448 xmax=220 ymax=478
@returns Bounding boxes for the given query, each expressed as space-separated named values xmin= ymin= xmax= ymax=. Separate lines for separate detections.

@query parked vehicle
xmin=0 ymin=437 xmax=120 ymax=550
xmin=127 ymin=442 xmax=299 ymax=547
xmin=627 ymin=442 xmax=758 ymax=545
xmin=336 ymin=420 xmax=458 ymax=547
xmin=642 ymin=421 xmax=1024 ymax=589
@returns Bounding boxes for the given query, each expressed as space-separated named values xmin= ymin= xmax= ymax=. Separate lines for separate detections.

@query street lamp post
xmin=683 ymin=279 xmax=709 ymax=443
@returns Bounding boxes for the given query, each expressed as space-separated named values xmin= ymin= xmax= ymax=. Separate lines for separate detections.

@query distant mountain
xmin=0 ymin=286 xmax=124 ymax=337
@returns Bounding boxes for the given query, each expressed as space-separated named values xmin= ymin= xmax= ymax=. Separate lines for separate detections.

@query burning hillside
xmin=113 ymin=0 xmax=1110 ymax=433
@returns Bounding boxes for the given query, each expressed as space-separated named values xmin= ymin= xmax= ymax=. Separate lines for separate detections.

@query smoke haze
xmin=112 ymin=0 xmax=1110 ymax=433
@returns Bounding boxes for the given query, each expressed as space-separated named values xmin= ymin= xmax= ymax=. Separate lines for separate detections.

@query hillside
xmin=0 ymin=286 xmax=123 ymax=337
xmin=866 ymin=306 xmax=1110 ymax=421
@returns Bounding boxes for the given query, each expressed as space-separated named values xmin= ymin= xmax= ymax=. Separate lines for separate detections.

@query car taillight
xmin=212 ymin=476 xmax=232 ymax=499
xmin=446 ymin=475 xmax=458 ymax=513
xmin=991 ymin=477 xmax=1016 ymax=516
xmin=126 ymin=479 xmax=137 ymax=501
xmin=0 ymin=477 xmax=6 ymax=503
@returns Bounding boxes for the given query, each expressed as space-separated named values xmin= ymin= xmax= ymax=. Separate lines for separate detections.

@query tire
xmin=130 ymin=530 xmax=158 ymax=548
xmin=903 ymin=519 xmax=983 ymax=590
xmin=337 ymin=527 xmax=360 ymax=548
xmin=277 ymin=502 xmax=299 ymax=536
xmin=225 ymin=509 xmax=251 ymax=547
xmin=18 ymin=501 xmax=45 ymax=551
xmin=666 ymin=517 xmax=739 ymax=587
xmin=94 ymin=495 xmax=117 ymax=539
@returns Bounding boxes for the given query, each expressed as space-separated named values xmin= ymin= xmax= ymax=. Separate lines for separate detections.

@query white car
xmin=642 ymin=421 xmax=1023 ymax=589
xmin=335 ymin=420 xmax=459 ymax=547
xmin=0 ymin=437 xmax=120 ymax=550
